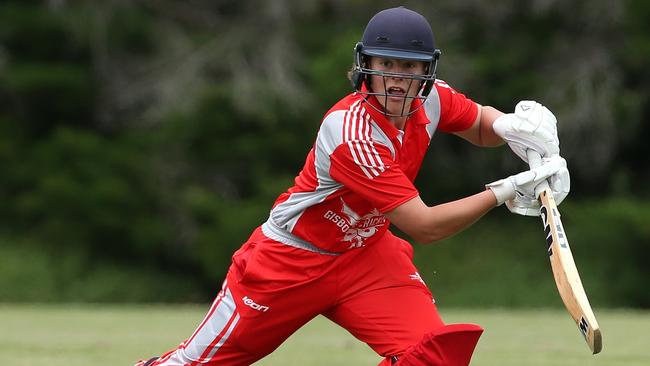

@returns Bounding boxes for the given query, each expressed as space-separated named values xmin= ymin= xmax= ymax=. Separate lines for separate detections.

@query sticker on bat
xmin=551 ymin=208 xmax=568 ymax=250
xmin=540 ymin=206 xmax=553 ymax=256
xmin=579 ymin=316 xmax=589 ymax=339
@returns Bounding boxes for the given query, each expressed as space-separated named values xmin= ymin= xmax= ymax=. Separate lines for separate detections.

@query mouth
xmin=386 ymin=86 xmax=406 ymax=97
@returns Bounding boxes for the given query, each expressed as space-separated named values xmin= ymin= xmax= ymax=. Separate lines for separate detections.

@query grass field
xmin=1 ymin=304 xmax=648 ymax=365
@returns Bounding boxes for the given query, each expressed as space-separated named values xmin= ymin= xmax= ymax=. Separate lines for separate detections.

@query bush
xmin=0 ymin=238 xmax=205 ymax=303
xmin=413 ymin=199 xmax=650 ymax=308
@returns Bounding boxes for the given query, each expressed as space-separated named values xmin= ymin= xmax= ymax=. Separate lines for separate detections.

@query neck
xmin=360 ymin=94 xmax=411 ymax=130
xmin=390 ymin=115 xmax=407 ymax=130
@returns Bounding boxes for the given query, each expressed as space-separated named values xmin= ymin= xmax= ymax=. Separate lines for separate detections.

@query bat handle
xmin=526 ymin=149 xmax=550 ymax=198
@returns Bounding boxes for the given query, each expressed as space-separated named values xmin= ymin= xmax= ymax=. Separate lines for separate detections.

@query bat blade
xmin=539 ymin=188 xmax=602 ymax=354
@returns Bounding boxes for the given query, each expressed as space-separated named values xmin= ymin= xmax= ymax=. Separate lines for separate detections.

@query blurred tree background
xmin=0 ymin=0 xmax=648 ymax=307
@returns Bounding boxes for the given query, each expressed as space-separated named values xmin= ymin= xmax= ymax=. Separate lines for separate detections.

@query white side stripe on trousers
xmin=170 ymin=280 xmax=240 ymax=364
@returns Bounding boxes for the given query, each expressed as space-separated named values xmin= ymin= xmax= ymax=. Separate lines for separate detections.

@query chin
xmin=387 ymin=104 xmax=410 ymax=116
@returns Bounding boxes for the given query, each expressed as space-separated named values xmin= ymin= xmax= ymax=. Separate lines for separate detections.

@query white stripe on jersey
xmin=424 ymin=82 xmax=442 ymax=139
xmin=267 ymin=97 xmax=399 ymax=235
xmin=346 ymin=102 xmax=373 ymax=178
xmin=344 ymin=101 xmax=385 ymax=179
xmin=361 ymin=112 xmax=385 ymax=174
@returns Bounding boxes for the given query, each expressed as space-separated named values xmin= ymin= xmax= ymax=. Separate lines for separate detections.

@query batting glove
xmin=493 ymin=100 xmax=560 ymax=163
xmin=486 ymin=155 xmax=567 ymax=208
xmin=504 ymin=157 xmax=571 ymax=216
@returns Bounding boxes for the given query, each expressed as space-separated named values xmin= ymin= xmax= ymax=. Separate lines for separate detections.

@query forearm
xmin=424 ymin=190 xmax=497 ymax=241
xmin=386 ymin=190 xmax=497 ymax=244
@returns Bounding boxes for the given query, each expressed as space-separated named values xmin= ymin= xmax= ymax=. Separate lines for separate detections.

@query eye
xmin=379 ymin=60 xmax=392 ymax=68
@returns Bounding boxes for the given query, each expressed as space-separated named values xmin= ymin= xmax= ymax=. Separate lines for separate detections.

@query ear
xmin=350 ymin=42 xmax=365 ymax=90
xmin=350 ymin=68 xmax=364 ymax=91
xmin=421 ymin=49 xmax=442 ymax=97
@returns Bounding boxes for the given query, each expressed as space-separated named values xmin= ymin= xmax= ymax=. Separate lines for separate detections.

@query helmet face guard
xmin=352 ymin=44 xmax=441 ymax=117
xmin=350 ymin=7 xmax=442 ymax=117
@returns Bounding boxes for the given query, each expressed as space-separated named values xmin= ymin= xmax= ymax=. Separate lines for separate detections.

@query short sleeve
xmin=435 ymin=80 xmax=478 ymax=133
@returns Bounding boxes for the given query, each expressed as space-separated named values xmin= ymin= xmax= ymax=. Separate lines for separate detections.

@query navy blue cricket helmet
xmin=351 ymin=6 xmax=441 ymax=99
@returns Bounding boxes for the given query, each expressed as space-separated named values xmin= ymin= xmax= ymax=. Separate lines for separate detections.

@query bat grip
xmin=526 ymin=149 xmax=550 ymax=198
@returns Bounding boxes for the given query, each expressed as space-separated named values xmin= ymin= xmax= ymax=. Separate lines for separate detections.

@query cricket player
xmin=136 ymin=6 xmax=570 ymax=366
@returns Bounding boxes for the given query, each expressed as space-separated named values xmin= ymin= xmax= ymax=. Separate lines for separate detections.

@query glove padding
xmin=493 ymin=100 xmax=560 ymax=162
xmin=486 ymin=155 xmax=568 ymax=208
xmin=505 ymin=160 xmax=570 ymax=216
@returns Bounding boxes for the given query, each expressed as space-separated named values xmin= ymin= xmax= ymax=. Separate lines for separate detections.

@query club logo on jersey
xmin=323 ymin=198 xmax=386 ymax=249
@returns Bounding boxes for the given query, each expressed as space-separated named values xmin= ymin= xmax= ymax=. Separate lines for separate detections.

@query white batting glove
xmin=486 ymin=155 xmax=567 ymax=207
xmin=505 ymin=163 xmax=571 ymax=216
xmin=548 ymin=163 xmax=570 ymax=205
xmin=505 ymin=191 xmax=540 ymax=216
xmin=493 ymin=100 xmax=560 ymax=162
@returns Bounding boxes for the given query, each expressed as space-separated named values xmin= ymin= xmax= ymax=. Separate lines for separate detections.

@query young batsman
xmin=136 ymin=6 xmax=570 ymax=366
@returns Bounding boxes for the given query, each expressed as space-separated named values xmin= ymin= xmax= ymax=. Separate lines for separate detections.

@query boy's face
xmin=368 ymin=57 xmax=427 ymax=116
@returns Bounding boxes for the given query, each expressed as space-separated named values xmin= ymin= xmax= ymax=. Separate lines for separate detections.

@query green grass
xmin=0 ymin=304 xmax=648 ymax=365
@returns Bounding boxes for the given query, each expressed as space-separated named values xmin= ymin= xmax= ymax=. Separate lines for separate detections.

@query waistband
xmin=261 ymin=219 xmax=340 ymax=256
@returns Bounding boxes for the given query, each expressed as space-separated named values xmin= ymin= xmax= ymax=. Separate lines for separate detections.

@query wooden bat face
xmin=538 ymin=189 xmax=602 ymax=354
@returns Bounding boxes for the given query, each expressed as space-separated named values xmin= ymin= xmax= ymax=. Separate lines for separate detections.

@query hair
xmin=347 ymin=55 xmax=369 ymax=89
xmin=346 ymin=65 xmax=354 ymax=83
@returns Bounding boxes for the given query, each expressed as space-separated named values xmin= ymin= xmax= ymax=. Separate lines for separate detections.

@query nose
xmin=389 ymin=67 xmax=405 ymax=80
xmin=386 ymin=63 xmax=409 ymax=78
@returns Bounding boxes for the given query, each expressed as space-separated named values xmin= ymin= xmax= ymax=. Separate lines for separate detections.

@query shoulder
xmin=423 ymin=79 xmax=461 ymax=125
xmin=318 ymin=94 xmax=366 ymax=153
xmin=321 ymin=94 xmax=364 ymax=135
xmin=432 ymin=79 xmax=464 ymax=100
xmin=324 ymin=92 xmax=363 ymax=119
xmin=431 ymin=79 xmax=478 ymax=132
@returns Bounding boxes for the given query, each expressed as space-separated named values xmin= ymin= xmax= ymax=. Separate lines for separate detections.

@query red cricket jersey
xmin=261 ymin=80 xmax=478 ymax=253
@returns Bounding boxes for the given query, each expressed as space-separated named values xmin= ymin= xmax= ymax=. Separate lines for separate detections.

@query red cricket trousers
xmin=149 ymin=226 xmax=445 ymax=365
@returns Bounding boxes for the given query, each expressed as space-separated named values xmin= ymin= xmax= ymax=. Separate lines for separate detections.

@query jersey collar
xmin=358 ymin=84 xmax=429 ymax=139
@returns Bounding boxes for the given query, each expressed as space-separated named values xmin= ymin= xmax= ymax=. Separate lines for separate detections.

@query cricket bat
xmin=527 ymin=150 xmax=602 ymax=354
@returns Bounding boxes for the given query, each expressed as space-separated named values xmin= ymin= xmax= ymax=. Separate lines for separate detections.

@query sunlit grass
xmin=0 ymin=304 xmax=647 ymax=365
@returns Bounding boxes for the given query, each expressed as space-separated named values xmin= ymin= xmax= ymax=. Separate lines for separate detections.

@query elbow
xmin=396 ymin=214 xmax=449 ymax=244
xmin=410 ymin=228 xmax=446 ymax=245
xmin=387 ymin=201 xmax=453 ymax=244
